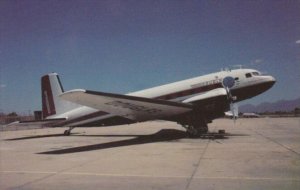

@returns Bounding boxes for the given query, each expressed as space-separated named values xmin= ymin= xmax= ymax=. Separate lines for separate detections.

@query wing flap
xmin=60 ymin=89 xmax=192 ymax=121
xmin=183 ymin=88 xmax=228 ymax=104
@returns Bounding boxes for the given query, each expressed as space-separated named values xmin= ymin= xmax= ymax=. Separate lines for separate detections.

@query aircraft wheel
xmin=186 ymin=126 xmax=207 ymax=138
xmin=187 ymin=131 xmax=200 ymax=138
xmin=186 ymin=128 xmax=198 ymax=138
xmin=64 ymin=130 xmax=71 ymax=136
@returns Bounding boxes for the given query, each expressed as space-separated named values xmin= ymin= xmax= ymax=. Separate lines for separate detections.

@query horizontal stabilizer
xmin=7 ymin=118 xmax=66 ymax=127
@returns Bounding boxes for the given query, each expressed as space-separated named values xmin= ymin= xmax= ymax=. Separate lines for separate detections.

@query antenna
xmin=231 ymin=65 xmax=243 ymax=70
xmin=224 ymin=67 xmax=230 ymax=72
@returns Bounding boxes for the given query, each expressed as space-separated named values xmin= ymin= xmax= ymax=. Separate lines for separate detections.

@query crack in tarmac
xmin=185 ymin=132 xmax=213 ymax=190
xmin=252 ymin=130 xmax=300 ymax=157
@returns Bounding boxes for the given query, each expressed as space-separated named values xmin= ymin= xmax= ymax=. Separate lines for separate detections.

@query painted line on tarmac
xmin=1 ymin=170 xmax=300 ymax=181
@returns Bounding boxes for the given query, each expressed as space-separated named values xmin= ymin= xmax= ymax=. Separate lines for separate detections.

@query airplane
xmin=242 ymin=113 xmax=260 ymax=118
xmin=12 ymin=68 xmax=275 ymax=137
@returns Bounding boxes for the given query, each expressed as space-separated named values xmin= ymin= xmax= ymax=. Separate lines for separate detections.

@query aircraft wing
xmin=60 ymin=89 xmax=193 ymax=121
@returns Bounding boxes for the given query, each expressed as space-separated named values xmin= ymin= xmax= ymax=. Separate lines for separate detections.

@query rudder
xmin=41 ymin=73 xmax=79 ymax=119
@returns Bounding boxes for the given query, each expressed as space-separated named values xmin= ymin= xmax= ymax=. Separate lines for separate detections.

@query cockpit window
xmin=245 ymin=73 xmax=252 ymax=78
xmin=252 ymin=72 xmax=260 ymax=76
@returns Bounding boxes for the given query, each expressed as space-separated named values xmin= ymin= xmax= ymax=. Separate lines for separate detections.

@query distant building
xmin=34 ymin=111 xmax=42 ymax=120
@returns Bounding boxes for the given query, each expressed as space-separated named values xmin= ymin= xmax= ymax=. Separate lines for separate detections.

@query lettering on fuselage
xmin=105 ymin=101 xmax=162 ymax=114
xmin=191 ymin=78 xmax=223 ymax=88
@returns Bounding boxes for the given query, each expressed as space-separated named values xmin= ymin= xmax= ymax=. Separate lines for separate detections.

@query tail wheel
xmin=63 ymin=130 xmax=71 ymax=136
xmin=63 ymin=127 xmax=74 ymax=136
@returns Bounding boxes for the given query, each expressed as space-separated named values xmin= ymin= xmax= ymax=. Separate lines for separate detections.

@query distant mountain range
xmin=239 ymin=97 xmax=300 ymax=113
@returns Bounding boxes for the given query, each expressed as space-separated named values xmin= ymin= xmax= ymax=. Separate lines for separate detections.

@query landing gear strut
xmin=179 ymin=113 xmax=209 ymax=138
xmin=178 ymin=110 xmax=210 ymax=138
xmin=63 ymin=127 xmax=75 ymax=136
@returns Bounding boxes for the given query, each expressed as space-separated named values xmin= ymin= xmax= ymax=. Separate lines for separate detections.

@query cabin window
xmin=252 ymin=72 xmax=259 ymax=76
xmin=235 ymin=77 xmax=239 ymax=80
xmin=245 ymin=73 xmax=252 ymax=78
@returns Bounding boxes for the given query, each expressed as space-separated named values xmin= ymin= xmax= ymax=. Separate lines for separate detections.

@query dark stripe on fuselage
xmin=53 ymin=111 xmax=109 ymax=127
xmin=154 ymin=83 xmax=223 ymax=100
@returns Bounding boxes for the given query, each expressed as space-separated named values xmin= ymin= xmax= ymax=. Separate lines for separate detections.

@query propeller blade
xmin=231 ymin=103 xmax=238 ymax=124
xmin=222 ymin=76 xmax=238 ymax=125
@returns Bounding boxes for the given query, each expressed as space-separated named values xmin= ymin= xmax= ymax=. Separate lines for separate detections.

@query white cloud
xmin=251 ymin=59 xmax=263 ymax=65
xmin=296 ymin=40 xmax=300 ymax=44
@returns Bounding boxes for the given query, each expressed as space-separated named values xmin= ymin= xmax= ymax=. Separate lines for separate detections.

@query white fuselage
xmin=51 ymin=68 xmax=275 ymax=127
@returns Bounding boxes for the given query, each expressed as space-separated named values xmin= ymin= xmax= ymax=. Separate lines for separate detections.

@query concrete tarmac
xmin=0 ymin=118 xmax=300 ymax=190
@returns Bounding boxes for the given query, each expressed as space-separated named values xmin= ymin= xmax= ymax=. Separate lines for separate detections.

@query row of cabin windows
xmin=245 ymin=72 xmax=260 ymax=78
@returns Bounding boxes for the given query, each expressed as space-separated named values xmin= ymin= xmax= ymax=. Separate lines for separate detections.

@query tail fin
xmin=41 ymin=73 xmax=79 ymax=119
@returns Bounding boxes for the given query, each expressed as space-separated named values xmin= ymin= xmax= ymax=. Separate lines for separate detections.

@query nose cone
xmin=268 ymin=75 xmax=276 ymax=86
xmin=262 ymin=75 xmax=276 ymax=91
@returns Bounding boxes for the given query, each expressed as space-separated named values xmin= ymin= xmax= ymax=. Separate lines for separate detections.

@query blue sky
xmin=0 ymin=0 xmax=299 ymax=114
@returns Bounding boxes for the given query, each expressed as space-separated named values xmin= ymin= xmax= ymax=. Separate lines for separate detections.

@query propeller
xmin=231 ymin=103 xmax=238 ymax=123
xmin=222 ymin=76 xmax=239 ymax=123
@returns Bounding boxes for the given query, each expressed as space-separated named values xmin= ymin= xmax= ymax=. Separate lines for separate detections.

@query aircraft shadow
xmin=37 ymin=129 xmax=186 ymax=154
xmin=4 ymin=129 xmax=248 ymax=141
xmin=37 ymin=129 xmax=247 ymax=155
xmin=4 ymin=133 xmax=80 ymax=141
xmin=198 ymin=132 xmax=249 ymax=139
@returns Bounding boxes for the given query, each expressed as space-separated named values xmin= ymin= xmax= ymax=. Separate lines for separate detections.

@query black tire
xmin=186 ymin=127 xmax=207 ymax=138
xmin=63 ymin=130 xmax=70 ymax=136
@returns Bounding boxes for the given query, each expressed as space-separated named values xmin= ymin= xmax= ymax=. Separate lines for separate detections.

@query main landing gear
xmin=186 ymin=125 xmax=208 ymax=138
xmin=180 ymin=116 xmax=209 ymax=138
xmin=63 ymin=127 xmax=75 ymax=136
xmin=177 ymin=112 xmax=210 ymax=138
xmin=182 ymin=122 xmax=208 ymax=138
